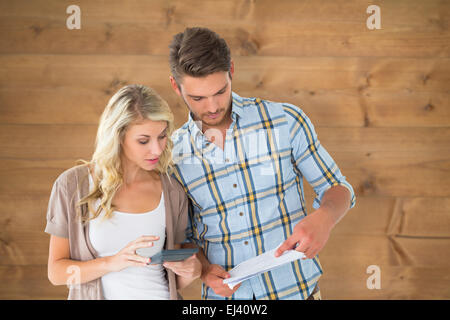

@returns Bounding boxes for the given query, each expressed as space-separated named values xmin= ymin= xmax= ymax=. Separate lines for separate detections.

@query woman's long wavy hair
xmin=77 ymin=84 xmax=175 ymax=222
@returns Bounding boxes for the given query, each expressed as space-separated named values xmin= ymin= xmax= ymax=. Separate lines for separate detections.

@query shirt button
xmin=244 ymin=241 xmax=249 ymax=245
xmin=225 ymin=158 xmax=230 ymax=163
xmin=239 ymin=212 xmax=244 ymax=216
xmin=233 ymin=184 xmax=237 ymax=188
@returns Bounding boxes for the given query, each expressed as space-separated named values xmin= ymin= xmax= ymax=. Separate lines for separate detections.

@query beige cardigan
xmin=44 ymin=164 xmax=188 ymax=300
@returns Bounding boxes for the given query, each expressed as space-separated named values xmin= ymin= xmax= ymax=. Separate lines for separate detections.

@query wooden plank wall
xmin=0 ymin=0 xmax=449 ymax=299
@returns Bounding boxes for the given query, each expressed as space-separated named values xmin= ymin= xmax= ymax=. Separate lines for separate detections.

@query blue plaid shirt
xmin=172 ymin=92 xmax=356 ymax=300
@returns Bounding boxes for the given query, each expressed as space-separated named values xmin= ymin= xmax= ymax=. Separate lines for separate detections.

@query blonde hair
xmin=78 ymin=84 xmax=174 ymax=222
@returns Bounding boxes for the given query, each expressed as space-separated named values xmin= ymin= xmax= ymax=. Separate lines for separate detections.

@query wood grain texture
xmin=0 ymin=0 xmax=448 ymax=57
xmin=1 ymin=55 xmax=448 ymax=128
xmin=0 ymin=265 xmax=67 ymax=299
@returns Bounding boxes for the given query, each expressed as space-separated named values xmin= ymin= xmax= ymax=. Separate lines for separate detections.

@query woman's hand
xmin=163 ymin=254 xmax=202 ymax=280
xmin=105 ymin=235 xmax=160 ymax=272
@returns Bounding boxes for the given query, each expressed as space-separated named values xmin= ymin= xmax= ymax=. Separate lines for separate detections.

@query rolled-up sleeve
xmin=284 ymin=104 xmax=356 ymax=210
xmin=44 ymin=178 xmax=69 ymax=238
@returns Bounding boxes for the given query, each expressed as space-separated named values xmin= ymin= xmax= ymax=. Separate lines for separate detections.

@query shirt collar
xmin=187 ymin=91 xmax=245 ymax=140
xmin=231 ymin=91 xmax=245 ymax=119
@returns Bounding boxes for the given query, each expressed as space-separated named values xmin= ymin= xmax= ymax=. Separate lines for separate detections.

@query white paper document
xmin=223 ymin=243 xmax=306 ymax=289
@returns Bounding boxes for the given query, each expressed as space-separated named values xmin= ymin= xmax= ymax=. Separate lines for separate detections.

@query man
xmin=169 ymin=27 xmax=356 ymax=300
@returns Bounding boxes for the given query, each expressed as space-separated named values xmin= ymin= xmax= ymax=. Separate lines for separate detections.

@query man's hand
xmin=276 ymin=185 xmax=352 ymax=259
xmin=201 ymin=264 xmax=241 ymax=297
xmin=275 ymin=208 xmax=335 ymax=259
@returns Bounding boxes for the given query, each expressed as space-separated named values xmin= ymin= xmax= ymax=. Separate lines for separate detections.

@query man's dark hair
xmin=169 ymin=27 xmax=231 ymax=84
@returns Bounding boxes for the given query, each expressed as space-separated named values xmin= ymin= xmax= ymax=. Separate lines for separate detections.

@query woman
xmin=45 ymin=84 xmax=201 ymax=299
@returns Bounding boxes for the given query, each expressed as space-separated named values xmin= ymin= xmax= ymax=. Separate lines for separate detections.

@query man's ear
xmin=169 ymin=76 xmax=182 ymax=96
xmin=229 ymin=60 xmax=234 ymax=80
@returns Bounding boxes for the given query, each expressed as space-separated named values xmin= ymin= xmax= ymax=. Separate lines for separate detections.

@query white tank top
xmin=88 ymin=173 xmax=170 ymax=300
